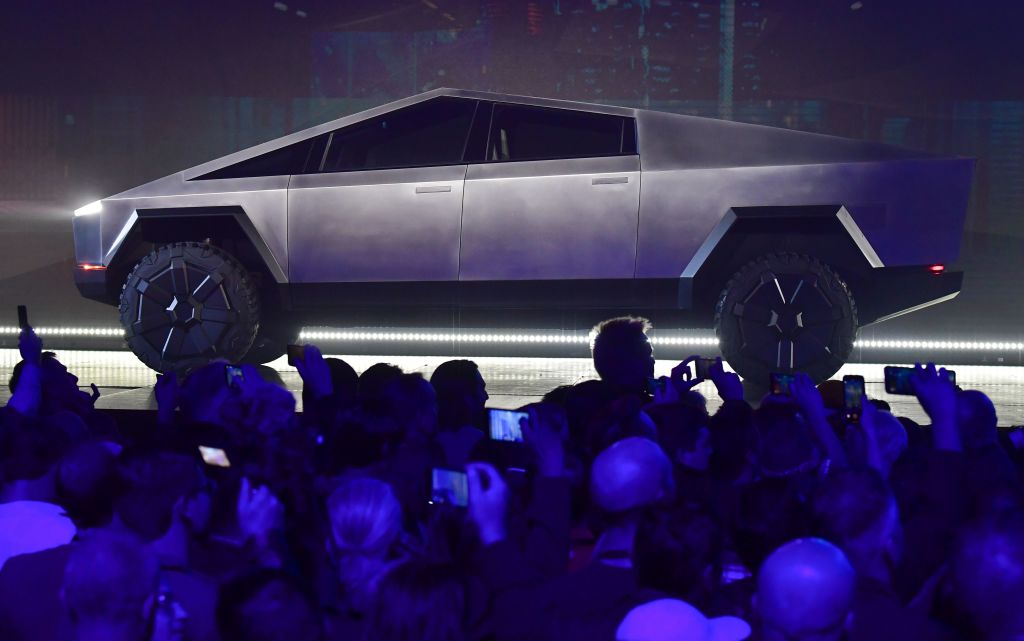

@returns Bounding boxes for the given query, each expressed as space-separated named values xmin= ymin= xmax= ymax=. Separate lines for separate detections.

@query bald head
xmin=757 ymin=538 xmax=855 ymax=641
xmin=952 ymin=513 xmax=1024 ymax=640
xmin=591 ymin=437 xmax=674 ymax=514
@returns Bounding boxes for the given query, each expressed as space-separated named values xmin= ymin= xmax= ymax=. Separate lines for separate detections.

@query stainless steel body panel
xmin=460 ymin=155 xmax=640 ymax=280
xmin=288 ymin=165 xmax=466 ymax=282
xmin=76 ymin=173 xmax=290 ymax=279
xmin=635 ymin=158 xmax=973 ymax=278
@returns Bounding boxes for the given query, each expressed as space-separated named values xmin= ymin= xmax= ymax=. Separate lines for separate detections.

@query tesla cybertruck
xmin=73 ymin=88 xmax=973 ymax=382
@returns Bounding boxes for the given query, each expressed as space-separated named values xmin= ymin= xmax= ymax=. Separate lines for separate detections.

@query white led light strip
xmin=298 ymin=330 xmax=720 ymax=346
xmin=1 ymin=327 xmax=1022 ymax=352
xmin=854 ymin=339 xmax=1024 ymax=351
xmin=0 ymin=326 xmax=124 ymax=337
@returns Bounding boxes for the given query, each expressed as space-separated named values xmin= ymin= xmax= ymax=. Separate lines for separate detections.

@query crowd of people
xmin=0 ymin=315 xmax=1022 ymax=641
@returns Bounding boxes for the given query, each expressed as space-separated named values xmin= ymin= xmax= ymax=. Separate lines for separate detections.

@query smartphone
xmin=694 ymin=357 xmax=716 ymax=380
xmin=843 ymin=375 xmax=865 ymax=423
xmin=884 ymin=366 xmax=956 ymax=395
xmin=489 ymin=408 xmax=529 ymax=443
xmin=770 ymin=372 xmax=795 ymax=396
xmin=225 ymin=365 xmax=245 ymax=388
xmin=198 ymin=445 xmax=231 ymax=468
xmin=430 ymin=468 xmax=468 ymax=507
xmin=16 ymin=305 xmax=27 ymax=330
xmin=286 ymin=344 xmax=305 ymax=367
xmin=646 ymin=377 xmax=666 ymax=395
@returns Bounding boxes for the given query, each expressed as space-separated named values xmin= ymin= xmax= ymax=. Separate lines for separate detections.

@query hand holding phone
xmin=906 ymin=362 xmax=957 ymax=423
xmin=489 ymin=408 xmax=529 ymax=442
xmin=286 ymin=344 xmax=305 ymax=367
xmin=430 ymin=468 xmax=469 ymax=507
xmin=770 ymin=372 xmax=796 ymax=396
xmin=694 ymin=357 xmax=716 ymax=380
xmin=843 ymin=375 xmax=865 ymax=424
xmin=885 ymin=365 xmax=955 ymax=395
xmin=466 ymin=462 xmax=509 ymax=545
xmin=225 ymin=365 xmax=245 ymax=388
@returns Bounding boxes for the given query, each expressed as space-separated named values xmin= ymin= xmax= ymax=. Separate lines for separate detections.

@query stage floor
xmin=2 ymin=350 xmax=1024 ymax=426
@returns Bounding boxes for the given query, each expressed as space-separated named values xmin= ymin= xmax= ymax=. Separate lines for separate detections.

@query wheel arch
xmin=104 ymin=206 xmax=286 ymax=305
xmin=685 ymin=204 xmax=880 ymax=319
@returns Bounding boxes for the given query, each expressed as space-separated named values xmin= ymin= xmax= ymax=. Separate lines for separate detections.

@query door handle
xmin=592 ymin=176 xmax=629 ymax=185
xmin=415 ymin=185 xmax=452 ymax=194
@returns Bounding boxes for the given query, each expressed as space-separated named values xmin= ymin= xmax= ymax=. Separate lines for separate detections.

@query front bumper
xmin=74 ymin=265 xmax=113 ymax=303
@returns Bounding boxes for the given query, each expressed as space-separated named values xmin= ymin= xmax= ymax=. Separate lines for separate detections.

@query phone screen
xmin=198 ymin=446 xmax=231 ymax=468
xmin=770 ymin=372 xmax=795 ymax=396
xmin=225 ymin=365 xmax=244 ymax=388
xmin=695 ymin=357 xmax=715 ymax=380
xmin=884 ymin=367 xmax=914 ymax=395
xmin=489 ymin=408 xmax=528 ymax=442
xmin=885 ymin=366 xmax=955 ymax=395
xmin=286 ymin=344 xmax=304 ymax=367
xmin=16 ymin=305 xmax=27 ymax=330
xmin=646 ymin=377 xmax=665 ymax=395
xmin=843 ymin=375 xmax=865 ymax=423
xmin=430 ymin=468 xmax=468 ymax=507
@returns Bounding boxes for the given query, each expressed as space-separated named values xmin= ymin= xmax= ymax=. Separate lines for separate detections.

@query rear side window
xmin=192 ymin=137 xmax=319 ymax=180
xmin=320 ymin=97 xmax=477 ymax=172
xmin=486 ymin=104 xmax=632 ymax=162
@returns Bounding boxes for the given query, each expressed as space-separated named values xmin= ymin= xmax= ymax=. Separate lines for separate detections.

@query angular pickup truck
xmin=73 ymin=88 xmax=973 ymax=381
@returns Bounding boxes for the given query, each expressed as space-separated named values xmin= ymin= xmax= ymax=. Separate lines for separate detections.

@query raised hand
xmin=911 ymin=362 xmax=960 ymax=451
xmin=467 ymin=462 xmax=509 ymax=546
xmin=232 ymin=365 xmax=297 ymax=434
xmin=790 ymin=372 xmax=826 ymax=420
xmin=294 ymin=344 xmax=332 ymax=400
xmin=669 ymin=355 xmax=703 ymax=397
xmin=237 ymin=477 xmax=285 ymax=547
xmin=911 ymin=362 xmax=957 ymax=422
xmin=791 ymin=372 xmax=847 ymax=466
xmin=708 ymin=357 xmax=744 ymax=402
xmin=650 ymin=376 xmax=681 ymax=405
xmin=18 ymin=325 xmax=42 ymax=365
xmin=521 ymin=403 xmax=566 ymax=477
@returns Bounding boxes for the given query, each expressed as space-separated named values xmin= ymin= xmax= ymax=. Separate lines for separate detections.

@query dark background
xmin=1 ymin=0 xmax=1022 ymax=348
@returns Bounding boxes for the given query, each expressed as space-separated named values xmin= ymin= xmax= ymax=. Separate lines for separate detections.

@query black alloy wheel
xmin=120 ymin=242 xmax=260 ymax=373
xmin=714 ymin=252 xmax=858 ymax=385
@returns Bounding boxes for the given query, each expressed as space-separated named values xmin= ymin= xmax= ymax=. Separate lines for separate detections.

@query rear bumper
xmin=857 ymin=268 xmax=963 ymax=326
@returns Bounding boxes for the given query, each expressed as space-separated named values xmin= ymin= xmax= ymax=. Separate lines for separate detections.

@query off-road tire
xmin=119 ymin=242 xmax=260 ymax=374
xmin=714 ymin=252 xmax=857 ymax=385
xmin=242 ymin=321 xmax=301 ymax=365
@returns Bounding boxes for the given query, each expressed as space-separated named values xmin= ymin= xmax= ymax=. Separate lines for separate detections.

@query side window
xmin=486 ymin=105 xmax=630 ymax=162
xmin=192 ymin=136 xmax=320 ymax=180
xmin=320 ymin=97 xmax=477 ymax=172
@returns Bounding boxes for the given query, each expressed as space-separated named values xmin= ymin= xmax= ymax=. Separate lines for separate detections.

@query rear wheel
xmin=714 ymin=252 xmax=857 ymax=385
xmin=119 ymin=242 xmax=259 ymax=373
xmin=242 ymin=320 xmax=301 ymax=365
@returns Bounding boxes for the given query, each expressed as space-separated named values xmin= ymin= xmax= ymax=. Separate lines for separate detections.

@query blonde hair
xmin=327 ymin=477 xmax=403 ymax=612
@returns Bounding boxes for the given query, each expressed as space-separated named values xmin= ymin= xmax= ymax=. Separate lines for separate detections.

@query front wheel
xmin=714 ymin=252 xmax=858 ymax=385
xmin=119 ymin=242 xmax=260 ymax=373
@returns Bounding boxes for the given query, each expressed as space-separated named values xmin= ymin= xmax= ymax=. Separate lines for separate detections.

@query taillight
xmin=77 ymin=264 xmax=106 ymax=271
xmin=929 ymin=264 xmax=945 ymax=275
